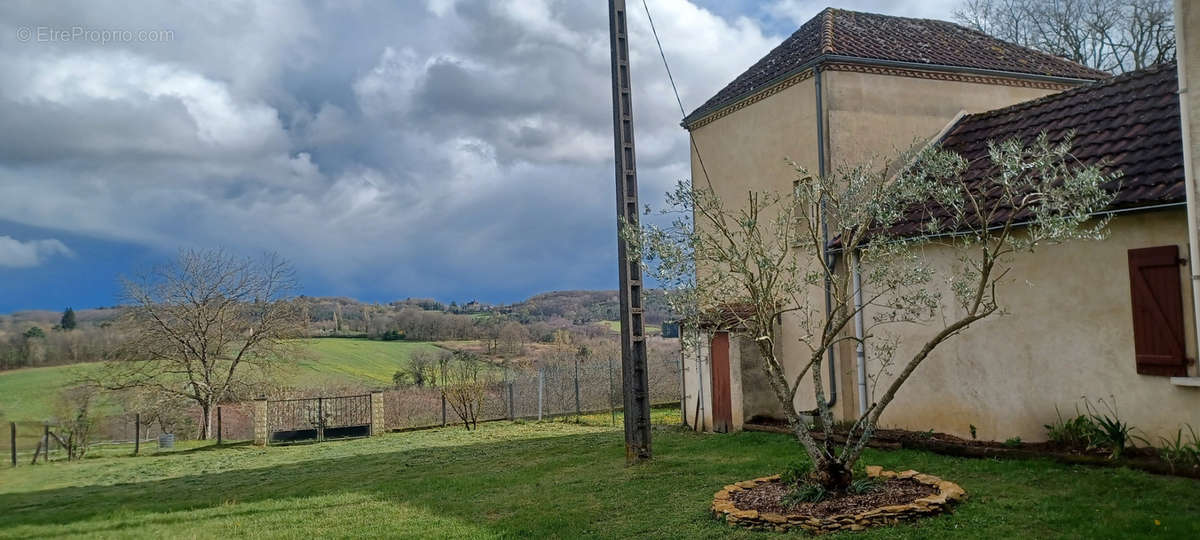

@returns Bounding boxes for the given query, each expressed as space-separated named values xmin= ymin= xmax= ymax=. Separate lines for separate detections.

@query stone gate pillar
xmin=370 ymin=391 xmax=385 ymax=435
xmin=253 ymin=397 xmax=268 ymax=446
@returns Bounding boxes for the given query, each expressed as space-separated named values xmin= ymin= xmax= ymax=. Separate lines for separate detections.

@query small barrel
xmin=158 ymin=433 xmax=175 ymax=449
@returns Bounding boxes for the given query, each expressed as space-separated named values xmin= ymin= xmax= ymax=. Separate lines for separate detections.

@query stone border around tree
xmin=711 ymin=466 xmax=967 ymax=534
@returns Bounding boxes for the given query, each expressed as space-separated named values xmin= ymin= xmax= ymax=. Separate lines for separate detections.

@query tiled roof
xmin=890 ymin=63 xmax=1183 ymax=238
xmin=683 ymin=8 xmax=1109 ymax=127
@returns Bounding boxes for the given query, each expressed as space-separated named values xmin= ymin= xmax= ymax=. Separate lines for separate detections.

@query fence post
xmin=317 ymin=397 xmax=325 ymax=442
xmin=679 ymin=340 xmax=687 ymax=426
xmin=253 ymin=397 xmax=268 ymax=446
xmin=217 ymin=407 xmax=223 ymax=445
xmin=537 ymin=365 xmax=544 ymax=421
xmin=134 ymin=413 xmax=140 ymax=456
xmin=608 ymin=354 xmax=616 ymax=426
xmin=574 ymin=356 xmax=581 ymax=420
xmin=507 ymin=381 xmax=514 ymax=420
xmin=10 ymin=422 xmax=15 ymax=467
xmin=43 ymin=424 xmax=49 ymax=463
xmin=370 ymin=391 xmax=385 ymax=435
xmin=441 ymin=393 xmax=447 ymax=427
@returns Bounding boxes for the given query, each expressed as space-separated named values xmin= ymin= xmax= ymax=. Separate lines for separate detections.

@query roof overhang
xmin=681 ymin=55 xmax=1100 ymax=131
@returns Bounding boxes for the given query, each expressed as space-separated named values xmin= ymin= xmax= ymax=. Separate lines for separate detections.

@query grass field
xmin=1 ymin=409 xmax=1197 ymax=539
xmin=285 ymin=339 xmax=441 ymax=388
xmin=0 ymin=339 xmax=441 ymax=423
xmin=598 ymin=320 xmax=661 ymax=335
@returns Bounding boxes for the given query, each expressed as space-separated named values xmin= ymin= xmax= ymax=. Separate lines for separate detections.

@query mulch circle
xmin=730 ymin=477 xmax=936 ymax=517
xmin=711 ymin=467 xmax=967 ymax=534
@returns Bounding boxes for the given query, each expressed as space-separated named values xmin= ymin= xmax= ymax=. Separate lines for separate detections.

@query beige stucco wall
xmin=686 ymin=75 xmax=824 ymax=426
xmin=864 ymin=210 xmax=1200 ymax=442
xmin=823 ymin=70 xmax=1062 ymax=169
xmin=689 ymin=76 xmax=820 ymax=200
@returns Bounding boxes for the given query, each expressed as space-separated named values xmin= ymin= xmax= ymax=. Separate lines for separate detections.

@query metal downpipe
xmin=815 ymin=67 xmax=837 ymax=409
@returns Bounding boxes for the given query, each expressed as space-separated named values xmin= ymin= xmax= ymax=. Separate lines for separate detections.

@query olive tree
xmin=629 ymin=134 xmax=1116 ymax=491
xmin=98 ymin=249 xmax=305 ymax=439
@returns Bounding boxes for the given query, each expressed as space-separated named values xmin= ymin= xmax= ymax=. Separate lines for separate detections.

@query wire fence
xmin=384 ymin=353 xmax=682 ymax=429
xmin=6 ymin=351 xmax=683 ymax=465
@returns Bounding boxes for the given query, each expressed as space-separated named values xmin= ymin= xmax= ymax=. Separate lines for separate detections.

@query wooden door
xmin=710 ymin=332 xmax=733 ymax=432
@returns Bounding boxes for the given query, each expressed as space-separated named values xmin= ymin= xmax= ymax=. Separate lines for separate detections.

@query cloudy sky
xmin=0 ymin=0 xmax=956 ymax=312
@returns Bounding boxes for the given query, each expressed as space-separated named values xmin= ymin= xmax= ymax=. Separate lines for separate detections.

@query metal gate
xmin=267 ymin=394 xmax=372 ymax=444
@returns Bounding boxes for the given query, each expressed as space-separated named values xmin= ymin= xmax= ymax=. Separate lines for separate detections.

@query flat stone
xmin=915 ymin=494 xmax=948 ymax=506
xmin=865 ymin=465 xmax=883 ymax=477
xmin=723 ymin=484 xmax=741 ymax=492
xmin=735 ymin=480 xmax=757 ymax=488
xmin=761 ymin=512 xmax=788 ymax=524
xmin=713 ymin=490 xmax=731 ymax=500
xmin=914 ymin=473 xmax=942 ymax=485
xmin=897 ymin=469 xmax=920 ymax=479
xmin=712 ymin=500 xmax=736 ymax=512
xmin=731 ymin=509 xmax=759 ymax=520
xmin=880 ymin=470 xmax=898 ymax=479
xmin=938 ymin=481 xmax=966 ymax=501
xmin=754 ymin=475 xmax=779 ymax=483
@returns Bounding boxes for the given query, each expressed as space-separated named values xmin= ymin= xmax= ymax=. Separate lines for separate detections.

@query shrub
xmin=1086 ymin=398 xmax=1146 ymax=460
xmin=849 ymin=477 xmax=879 ymax=494
xmin=1044 ymin=406 xmax=1097 ymax=450
xmin=381 ymin=329 xmax=405 ymax=341
xmin=782 ymin=483 xmax=828 ymax=505
xmin=1003 ymin=436 xmax=1022 ymax=448
xmin=1157 ymin=426 xmax=1200 ymax=471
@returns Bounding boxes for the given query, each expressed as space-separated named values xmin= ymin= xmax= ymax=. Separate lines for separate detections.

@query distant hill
xmin=0 ymin=290 xmax=675 ymax=331
xmin=501 ymin=290 xmax=672 ymax=324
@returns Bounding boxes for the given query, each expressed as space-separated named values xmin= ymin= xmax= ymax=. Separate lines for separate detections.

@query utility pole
xmin=608 ymin=0 xmax=651 ymax=463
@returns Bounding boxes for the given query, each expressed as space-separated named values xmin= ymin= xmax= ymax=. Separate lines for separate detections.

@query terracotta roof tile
xmin=889 ymin=63 xmax=1183 ymax=238
xmin=683 ymin=8 xmax=1108 ymax=127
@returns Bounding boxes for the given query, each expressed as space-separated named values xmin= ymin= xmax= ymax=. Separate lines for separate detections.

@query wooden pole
xmin=217 ymin=407 xmax=223 ymax=445
xmin=10 ymin=422 xmax=15 ymax=467
xmin=134 ymin=414 xmax=140 ymax=456
xmin=43 ymin=424 xmax=49 ymax=463
xmin=537 ymin=366 xmax=544 ymax=422
xmin=441 ymin=394 xmax=447 ymax=427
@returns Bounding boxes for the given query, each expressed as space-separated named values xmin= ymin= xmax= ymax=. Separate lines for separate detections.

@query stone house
xmin=682 ymin=7 xmax=1200 ymax=442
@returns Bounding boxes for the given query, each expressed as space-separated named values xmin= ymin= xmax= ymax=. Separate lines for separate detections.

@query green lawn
xmin=1 ymin=409 xmax=1197 ymax=539
xmin=598 ymin=320 xmax=662 ymax=335
xmin=0 ymin=339 xmax=442 ymax=424
xmin=284 ymin=338 xmax=441 ymax=388
xmin=0 ymin=362 xmax=107 ymax=422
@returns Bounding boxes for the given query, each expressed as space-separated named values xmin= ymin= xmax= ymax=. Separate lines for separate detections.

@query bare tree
xmin=955 ymin=0 xmax=1175 ymax=73
xmin=441 ymin=351 xmax=491 ymax=430
xmin=632 ymin=134 xmax=1115 ymax=491
xmin=98 ymin=249 xmax=305 ymax=439
xmin=497 ymin=321 xmax=529 ymax=356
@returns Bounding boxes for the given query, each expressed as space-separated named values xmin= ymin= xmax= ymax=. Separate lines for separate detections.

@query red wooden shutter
xmin=1127 ymin=245 xmax=1188 ymax=376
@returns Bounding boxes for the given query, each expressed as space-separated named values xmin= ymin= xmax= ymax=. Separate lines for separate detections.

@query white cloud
xmin=0 ymin=1 xmax=960 ymax=300
xmin=0 ymin=236 xmax=73 ymax=268
xmin=767 ymin=0 xmax=958 ymax=26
